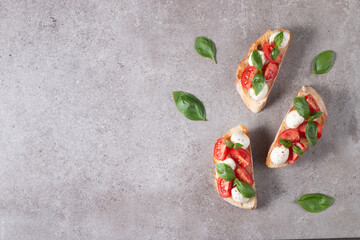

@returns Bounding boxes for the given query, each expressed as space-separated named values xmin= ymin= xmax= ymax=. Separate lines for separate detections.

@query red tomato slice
xmin=305 ymin=94 xmax=320 ymax=113
xmin=298 ymin=121 xmax=322 ymax=139
xmin=278 ymin=129 xmax=300 ymax=143
xmin=241 ymin=66 xmax=258 ymax=90
xmin=288 ymin=142 xmax=308 ymax=165
xmin=217 ymin=177 xmax=232 ymax=198
xmin=229 ymin=148 xmax=251 ymax=168
xmin=263 ymin=41 xmax=282 ymax=63
xmin=234 ymin=167 xmax=254 ymax=186
xmin=213 ymin=137 xmax=229 ymax=161
xmin=262 ymin=62 xmax=278 ymax=82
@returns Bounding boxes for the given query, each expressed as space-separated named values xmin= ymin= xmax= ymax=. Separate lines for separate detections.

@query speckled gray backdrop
xmin=0 ymin=0 xmax=359 ymax=239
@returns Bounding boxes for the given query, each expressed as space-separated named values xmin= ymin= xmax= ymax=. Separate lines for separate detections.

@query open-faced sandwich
xmin=266 ymin=86 xmax=327 ymax=168
xmin=213 ymin=125 xmax=257 ymax=209
xmin=236 ymin=29 xmax=291 ymax=113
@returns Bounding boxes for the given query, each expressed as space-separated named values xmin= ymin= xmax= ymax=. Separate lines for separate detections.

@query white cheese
xmin=269 ymin=31 xmax=290 ymax=49
xmin=231 ymin=187 xmax=249 ymax=203
xmin=270 ymin=146 xmax=289 ymax=165
xmin=230 ymin=131 xmax=250 ymax=149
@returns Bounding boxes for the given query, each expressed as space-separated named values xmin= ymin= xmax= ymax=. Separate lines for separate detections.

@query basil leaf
xmin=292 ymin=145 xmax=304 ymax=157
xmin=225 ymin=140 xmax=234 ymax=148
xmin=173 ymin=91 xmax=206 ymax=121
xmin=306 ymin=120 xmax=318 ymax=146
xmin=274 ymin=32 xmax=284 ymax=47
xmin=216 ymin=163 xmax=235 ymax=181
xmin=271 ymin=47 xmax=280 ymax=60
xmin=233 ymin=143 xmax=243 ymax=149
xmin=233 ymin=178 xmax=256 ymax=198
xmin=293 ymin=97 xmax=310 ymax=118
xmin=252 ymin=73 xmax=266 ymax=96
xmin=296 ymin=193 xmax=334 ymax=213
xmin=279 ymin=138 xmax=292 ymax=148
xmin=195 ymin=37 xmax=216 ymax=64
xmin=251 ymin=50 xmax=263 ymax=71
xmin=313 ymin=50 xmax=334 ymax=74
xmin=309 ymin=111 xmax=323 ymax=120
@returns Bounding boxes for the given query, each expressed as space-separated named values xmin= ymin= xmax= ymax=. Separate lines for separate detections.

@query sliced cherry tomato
xmin=241 ymin=66 xmax=258 ymax=90
xmin=229 ymin=148 xmax=251 ymax=168
xmin=213 ymin=137 xmax=229 ymax=161
xmin=217 ymin=177 xmax=232 ymax=198
xmin=262 ymin=62 xmax=278 ymax=82
xmin=288 ymin=142 xmax=308 ymax=165
xmin=278 ymin=129 xmax=300 ymax=144
xmin=263 ymin=41 xmax=282 ymax=63
xmin=298 ymin=121 xmax=322 ymax=139
xmin=234 ymin=167 xmax=254 ymax=186
xmin=305 ymin=94 xmax=320 ymax=113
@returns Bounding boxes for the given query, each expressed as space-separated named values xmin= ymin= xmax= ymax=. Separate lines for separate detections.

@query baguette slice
xmin=236 ymin=29 xmax=291 ymax=113
xmin=266 ymin=86 xmax=328 ymax=168
xmin=213 ymin=125 xmax=257 ymax=209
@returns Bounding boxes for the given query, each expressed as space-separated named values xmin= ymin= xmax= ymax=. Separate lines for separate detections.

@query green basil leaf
xmin=216 ymin=163 xmax=235 ymax=181
xmin=233 ymin=178 xmax=256 ymax=198
xmin=306 ymin=120 xmax=318 ymax=146
xmin=274 ymin=32 xmax=284 ymax=47
xmin=296 ymin=193 xmax=334 ymax=213
xmin=293 ymin=97 xmax=311 ymax=118
xmin=279 ymin=138 xmax=292 ymax=148
xmin=309 ymin=111 xmax=323 ymax=120
xmin=292 ymin=145 xmax=304 ymax=157
xmin=233 ymin=143 xmax=243 ymax=149
xmin=195 ymin=37 xmax=216 ymax=64
xmin=313 ymin=50 xmax=334 ymax=74
xmin=252 ymin=73 xmax=265 ymax=96
xmin=251 ymin=50 xmax=263 ymax=71
xmin=271 ymin=47 xmax=280 ymax=60
xmin=225 ymin=140 xmax=234 ymax=148
xmin=173 ymin=91 xmax=206 ymax=121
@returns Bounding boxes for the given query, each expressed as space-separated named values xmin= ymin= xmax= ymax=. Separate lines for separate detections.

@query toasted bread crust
xmin=266 ymin=86 xmax=328 ymax=168
xmin=213 ymin=125 xmax=257 ymax=209
xmin=236 ymin=29 xmax=291 ymax=113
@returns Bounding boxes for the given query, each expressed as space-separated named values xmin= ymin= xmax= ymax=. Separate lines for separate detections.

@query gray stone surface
xmin=0 ymin=0 xmax=359 ymax=239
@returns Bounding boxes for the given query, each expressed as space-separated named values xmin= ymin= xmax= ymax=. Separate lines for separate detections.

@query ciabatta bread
xmin=213 ymin=125 xmax=257 ymax=209
xmin=236 ymin=29 xmax=291 ymax=113
xmin=266 ymin=86 xmax=328 ymax=168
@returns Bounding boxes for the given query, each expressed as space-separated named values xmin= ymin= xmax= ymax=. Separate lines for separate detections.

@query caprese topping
xmin=270 ymin=94 xmax=323 ymax=165
xmin=213 ymin=131 xmax=255 ymax=203
xmin=241 ymin=31 xmax=286 ymax=100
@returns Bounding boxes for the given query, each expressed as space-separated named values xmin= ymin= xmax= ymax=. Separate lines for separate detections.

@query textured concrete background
xmin=0 ymin=0 xmax=359 ymax=239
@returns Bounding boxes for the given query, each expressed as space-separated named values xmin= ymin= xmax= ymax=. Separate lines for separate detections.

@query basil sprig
xmin=251 ymin=50 xmax=263 ymax=72
xmin=274 ymin=32 xmax=284 ymax=47
xmin=313 ymin=50 xmax=334 ymax=74
xmin=280 ymin=138 xmax=304 ymax=156
xmin=293 ymin=97 xmax=310 ymax=118
xmin=173 ymin=91 xmax=206 ymax=121
xmin=215 ymin=163 xmax=235 ymax=181
xmin=225 ymin=140 xmax=243 ymax=149
xmin=195 ymin=36 xmax=217 ymax=64
xmin=296 ymin=193 xmax=334 ymax=213
xmin=271 ymin=47 xmax=280 ymax=60
xmin=309 ymin=111 xmax=323 ymax=120
xmin=292 ymin=145 xmax=304 ymax=157
xmin=306 ymin=120 xmax=318 ymax=146
xmin=252 ymin=73 xmax=266 ymax=96
xmin=279 ymin=138 xmax=292 ymax=148
xmin=233 ymin=178 xmax=256 ymax=198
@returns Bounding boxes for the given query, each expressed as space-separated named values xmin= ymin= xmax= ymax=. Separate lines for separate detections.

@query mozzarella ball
xmin=223 ymin=158 xmax=236 ymax=170
xmin=248 ymin=50 xmax=266 ymax=67
xmin=269 ymin=31 xmax=290 ymax=49
xmin=249 ymin=83 xmax=268 ymax=100
xmin=270 ymin=146 xmax=289 ymax=165
xmin=231 ymin=187 xmax=250 ymax=203
xmin=286 ymin=110 xmax=305 ymax=128
xmin=231 ymin=131 xmax=250 ymax=149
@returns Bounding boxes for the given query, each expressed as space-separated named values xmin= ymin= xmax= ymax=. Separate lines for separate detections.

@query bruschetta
xmin=213 ymin=125 xmax=257 ymax=209
xmin=236 ymin=29 xmax=291 ymax=113
xmin=266 ymin=86 xmax=327 ymax=168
